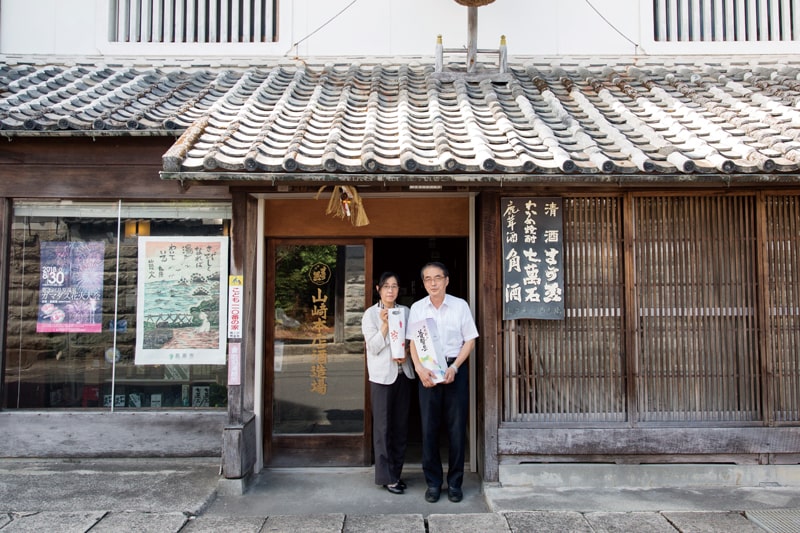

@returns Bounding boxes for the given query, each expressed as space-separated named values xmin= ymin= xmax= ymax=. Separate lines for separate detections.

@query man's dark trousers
xmin=418 ymin=365 xmax=468 ymax=490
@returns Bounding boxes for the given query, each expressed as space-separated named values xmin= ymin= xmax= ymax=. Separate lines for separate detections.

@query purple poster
xmin=37 ymin=241 xmax=105 ymax=333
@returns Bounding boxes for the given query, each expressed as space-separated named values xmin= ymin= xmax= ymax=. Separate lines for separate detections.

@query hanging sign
xmin=228 ymin=275 xmax=243 ymax=339
xmin=228 ymin=342 xmax=241 ymax=386
xmin=501 ymin=197 xmax=565 ymax=320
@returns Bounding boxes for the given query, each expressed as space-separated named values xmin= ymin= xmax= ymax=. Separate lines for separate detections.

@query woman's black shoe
xmin=396 ymin=479 xmax=407 ymax=490
xmin=383 ymin=482 xmax=404 ymax=494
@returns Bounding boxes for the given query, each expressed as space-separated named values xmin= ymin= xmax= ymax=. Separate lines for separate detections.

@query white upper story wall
xmin=1 ymin=0 xmax=797 ymax=60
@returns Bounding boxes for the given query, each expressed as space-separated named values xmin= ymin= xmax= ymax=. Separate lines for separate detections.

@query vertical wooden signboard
xmin=501 ymin=197 xmax=565 ymax=320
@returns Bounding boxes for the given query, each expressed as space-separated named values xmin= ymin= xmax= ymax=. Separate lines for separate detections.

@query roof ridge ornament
xmin=454 ymin=0 xmax=495 ymax=5
xmin=434 ymin=33 xmax=508 ymax=81
xmin=441 ymin=1 xmax=504 ymax=76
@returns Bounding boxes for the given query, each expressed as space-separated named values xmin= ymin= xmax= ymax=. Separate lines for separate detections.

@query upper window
xmin=108 ymin=0 xmax=278 ymax=44
xmin=653 ymin=0 xmax=798 ymax=43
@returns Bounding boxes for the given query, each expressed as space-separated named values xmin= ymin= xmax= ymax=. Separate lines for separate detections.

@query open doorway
xmin=261 ymin=195 xmax=473 ymax=468
xmin=371 ymin=237 xmax=469 ymax=464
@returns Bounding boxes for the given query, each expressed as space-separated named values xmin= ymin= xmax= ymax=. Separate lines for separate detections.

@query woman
xmin=361 ymin=271 xmax=415 ymax=494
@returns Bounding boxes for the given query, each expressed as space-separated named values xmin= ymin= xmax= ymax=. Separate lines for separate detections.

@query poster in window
xmin=37 ymin=241 xmax=105 ymax=333
xmin=135 ymin=237 xmax=229 ymax=365
xmin=501 ymin=197 xmax=565 ymax=320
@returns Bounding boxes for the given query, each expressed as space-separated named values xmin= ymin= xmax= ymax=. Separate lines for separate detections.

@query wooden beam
xmin=0 ymin=167 xmax=230 ymax=199
xmin=498 ymin=426 xmax=800 ymax=455
xmin=0 ymin=137 xmax=229 ymax=200
xmin=264 ymin=197 xmax=470 ymax=237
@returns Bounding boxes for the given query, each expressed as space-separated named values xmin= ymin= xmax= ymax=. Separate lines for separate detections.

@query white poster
xmin=135 ymin=236 xmax=229 ymax=365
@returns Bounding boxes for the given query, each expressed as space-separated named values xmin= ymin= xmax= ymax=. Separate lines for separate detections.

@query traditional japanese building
xmin=1 ymin=0 xmax=799 ymax=487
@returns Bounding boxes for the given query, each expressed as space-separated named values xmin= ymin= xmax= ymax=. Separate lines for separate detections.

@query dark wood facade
xmin=480 ymin=190 xmax=800 ymax=482
xmin=1 ymin=137 xmax=799 ymax=483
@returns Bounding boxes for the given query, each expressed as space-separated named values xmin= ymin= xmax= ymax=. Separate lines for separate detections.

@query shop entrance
xmin=262 ymin=195 xmax=472 ymax=467
xmin=372 ymin=237 xmax=469 ymax=464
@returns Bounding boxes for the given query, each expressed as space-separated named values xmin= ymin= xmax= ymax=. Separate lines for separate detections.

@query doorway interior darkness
xmin=372 ymin=238 xmax=469 ymax=305
xmin=371 ymin=237 xmax=469 ymax=463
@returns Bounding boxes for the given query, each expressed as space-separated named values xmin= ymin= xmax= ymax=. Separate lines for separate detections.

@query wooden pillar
xmin=623 ymin=193 xmax=639 ymax=426
xmin=222 ymin=190 xmax=258 ymax=479
xmin=467 ymin=7 xmax=478 ymax=73
xmin=478 ymin=192 xmax=500 ymax=481
xmin=0 ymin=198 xmax=10 ymax=403
xmin=755 ymin=192 xmax=774 ymax=427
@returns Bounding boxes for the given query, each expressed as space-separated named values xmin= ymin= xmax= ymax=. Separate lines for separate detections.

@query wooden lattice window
xmin=503 ymin=197 xmax=627 ymax=423
xmin=108 ymin=0 xmax=278 ymax=43
xmin=765 ymin=194 xmax=800 ymax=423
xmin=502 ymin=193 xmax=800 ymax=428
xmin=634 ymin=194 xmax=761 ymax=423
xmin=653 ymin=0 xmax=799 ymax=42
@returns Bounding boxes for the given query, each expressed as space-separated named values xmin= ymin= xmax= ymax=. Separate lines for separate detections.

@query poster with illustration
xmin=37 ymin=241 xmax=105 ymax=333
xmin=135 ymin=237 xmax=229 ymax=365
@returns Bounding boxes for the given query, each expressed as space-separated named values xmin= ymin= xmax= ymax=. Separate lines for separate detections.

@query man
xmin=407 ymin=262 xmax=479 ymax=503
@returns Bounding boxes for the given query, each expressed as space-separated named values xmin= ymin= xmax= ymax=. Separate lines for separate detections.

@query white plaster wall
xmin=0 ymin=0 xmax=100 ymax=55
xmin=288 ymin=0 xmax=639 ymax=57
xmin=0 ymin=0 xmax=642 ymax=58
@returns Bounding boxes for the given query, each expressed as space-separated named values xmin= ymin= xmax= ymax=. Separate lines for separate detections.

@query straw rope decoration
xmin=315 ymin=185 xmax=370 ymax=227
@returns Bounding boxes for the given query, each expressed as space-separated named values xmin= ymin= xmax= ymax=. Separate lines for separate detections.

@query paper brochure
xmin=409 ymin=318 xmax=447 ymax=383
xmin=387 ymin=308 xmax=406 ymax=360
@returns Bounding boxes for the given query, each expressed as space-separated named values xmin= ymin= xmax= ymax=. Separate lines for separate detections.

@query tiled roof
xmin=3 ymin=59 xmax=800 ymax=178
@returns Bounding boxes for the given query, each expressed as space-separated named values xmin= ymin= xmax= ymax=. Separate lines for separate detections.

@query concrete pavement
xmin=1 ymin=458 xmax=800 ymax=531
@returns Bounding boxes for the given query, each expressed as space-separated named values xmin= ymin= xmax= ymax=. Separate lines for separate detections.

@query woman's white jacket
xmin=362 ymin=303 xmax=416 ymax=384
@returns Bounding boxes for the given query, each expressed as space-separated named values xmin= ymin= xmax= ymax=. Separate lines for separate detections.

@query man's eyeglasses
xmin=423 ymin=275 xmax=446 ymax=284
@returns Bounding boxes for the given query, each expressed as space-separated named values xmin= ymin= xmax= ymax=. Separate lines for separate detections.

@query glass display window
xmin=4 ymin=201 xmax=231 ymax=410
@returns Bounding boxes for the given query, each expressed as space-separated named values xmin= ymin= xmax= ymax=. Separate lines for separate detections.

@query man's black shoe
xmin=396 ymin=479 xmax=407 ymax=490
xmin=424 ymin=487 xmax=441 ymax=502
xmin=447 ymin=487 xmax=463 ymax=502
